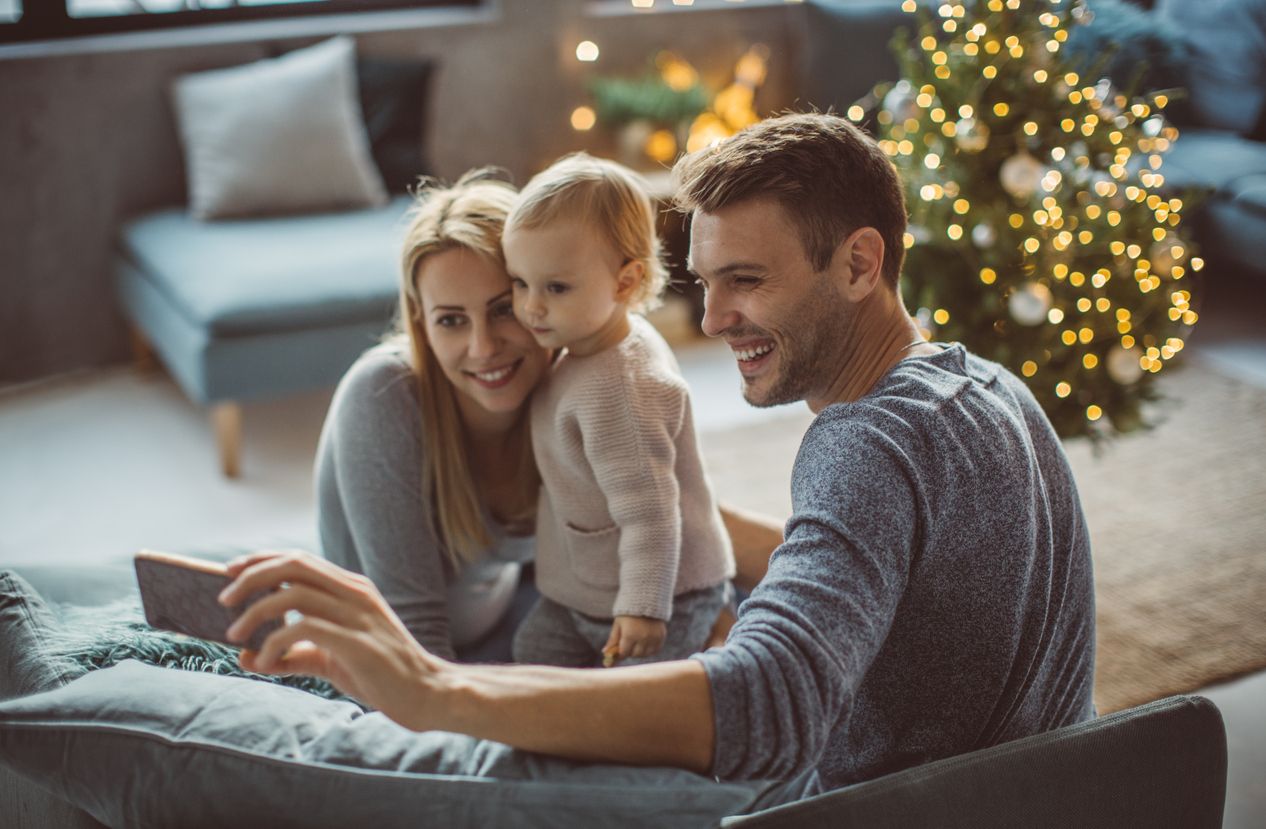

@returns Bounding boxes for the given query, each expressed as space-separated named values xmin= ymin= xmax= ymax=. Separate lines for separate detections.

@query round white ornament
xmin=954 ymin=117 xmax=990 ymax=153
xmin=1107 ymin=345 xmax=1144 ymax=384
xmin=1000 ymin=152 xmax=1045 ymax=200
xmin=883 ymin=80 xmax=918 ymax=122
xmin=1008 ymin=282 xmax=1053 ymax=326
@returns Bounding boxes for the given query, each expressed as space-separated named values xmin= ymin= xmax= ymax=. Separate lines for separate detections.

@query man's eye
xmin=693 ymin=278 xmax=709 ymax=293
xmin=733 ymin=276 xmax=760 ymax=287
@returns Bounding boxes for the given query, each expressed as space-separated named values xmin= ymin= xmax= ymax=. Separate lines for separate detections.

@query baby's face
xmin=503 ymin=218 xmax=632 ymax=356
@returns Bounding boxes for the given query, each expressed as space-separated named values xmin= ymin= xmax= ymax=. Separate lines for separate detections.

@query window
xmin=1 ymin=0 xmax=478 ymax=44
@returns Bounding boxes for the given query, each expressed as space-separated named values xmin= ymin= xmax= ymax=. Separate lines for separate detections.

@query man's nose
xmin=700 ymin=292 xmax=737 ymax=338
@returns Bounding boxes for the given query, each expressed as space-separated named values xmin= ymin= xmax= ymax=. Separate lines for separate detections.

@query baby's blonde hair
xmin=506 ymin=152 xmax=667 ymax=313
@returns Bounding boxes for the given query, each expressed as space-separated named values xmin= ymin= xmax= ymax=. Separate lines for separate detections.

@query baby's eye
xmin=547 ymin=282 xmax=570 ymax=295
xmin=510 ymin=278 xmax=527 ymax=290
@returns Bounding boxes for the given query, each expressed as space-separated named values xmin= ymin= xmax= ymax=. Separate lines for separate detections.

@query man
xmin=224 ymin=112 xmax=1096 ymax=792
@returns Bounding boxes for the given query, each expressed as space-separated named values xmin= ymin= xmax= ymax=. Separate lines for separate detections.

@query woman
xmin=314 ymin=169 xmax=779 ymax=663
xmin=316 ymin=169 xmax=550 ymax=661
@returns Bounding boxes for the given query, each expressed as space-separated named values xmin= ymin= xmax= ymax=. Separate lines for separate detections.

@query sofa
xmin=0 ymin=556 xmax=1230 ymax=829
xmin=116 ymin=36 xmax=433 ymax=477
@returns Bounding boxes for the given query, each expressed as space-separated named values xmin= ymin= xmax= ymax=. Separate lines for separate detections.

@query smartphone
xmin=134 ymin=550 xmax=282 ymax=651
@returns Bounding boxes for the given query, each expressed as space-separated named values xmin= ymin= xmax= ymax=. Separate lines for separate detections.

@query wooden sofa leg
xmin=129 ymin=325 xmax=157 ymax=374
xmin=211 ymin=403 xmax=242 ymax=479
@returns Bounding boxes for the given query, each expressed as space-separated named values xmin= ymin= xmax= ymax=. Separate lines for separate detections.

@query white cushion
xmin=172 ymin=36 xmax=388 ymax=220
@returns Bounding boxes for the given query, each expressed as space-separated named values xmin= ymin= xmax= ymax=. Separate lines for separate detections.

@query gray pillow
xmin=0 ymin=661 xmax=805 ymax=828
xmin=173 ymin=36 xmax=388 ymax=220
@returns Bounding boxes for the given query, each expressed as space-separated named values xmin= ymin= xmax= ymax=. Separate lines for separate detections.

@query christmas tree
xmin=852 ymin=0 xmax=1202 ymax=438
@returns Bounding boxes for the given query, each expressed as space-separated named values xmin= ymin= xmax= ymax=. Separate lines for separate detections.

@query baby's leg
xmin=511 ymin=596 xmax=601 ymax=667
xmin=616 ymin=584 xmax=729 ymax=667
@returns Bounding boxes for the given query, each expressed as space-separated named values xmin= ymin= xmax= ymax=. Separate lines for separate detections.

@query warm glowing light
xmin=576 ymin=41 xmax=600 ymax=62
xmin=1083 ymin=354 xmax=1098 ymax=369
xmin=847 ymin=105 xmax=865 ymax=122
xmin=980 ymin=268 xmax=997 ymax=284
xmin=570 ymin=106 xmax=596 ymax=131
xmin=1056 ymin=382 xmax=1072 ymax=398
xmin=1022 ymin=361 xmax=1037 ymax=377
xmin=1086 ymin=405 xmax=1102 ymax=421
xmin=645 ymin=129 xmax=677 ymax=164
xmin=933 ymin=309 xmax=950 ymax=325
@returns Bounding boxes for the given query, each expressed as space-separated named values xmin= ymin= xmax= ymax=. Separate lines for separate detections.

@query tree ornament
xmin=971 ymin=222 xmax=998 ymax=248
xmin=1008 ymin=282 xmax=1053 ymax=326
xmin=954 ymin=117 xmax=990 ymax=153
xmin=1107 ymin=345 xmax=1145 ymax=385
xmin=883 ymin=80 xmax=919 ymax=121
xmin=1150 ymin=233 xmax=1180 ymax=274
xmin=1000 ymin=151 xmax=1045 ymax=200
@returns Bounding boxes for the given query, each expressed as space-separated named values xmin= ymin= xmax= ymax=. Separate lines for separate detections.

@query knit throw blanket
xmin=44 ymin=599 xmax=367 ymax=710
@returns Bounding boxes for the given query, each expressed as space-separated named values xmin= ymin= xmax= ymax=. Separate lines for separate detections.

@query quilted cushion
xmin=118 ymin=196 xmax=411 ymax=337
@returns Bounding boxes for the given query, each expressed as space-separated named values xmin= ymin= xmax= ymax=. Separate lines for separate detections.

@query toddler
xmin=503 ymin=152 xmax=734 ymax=667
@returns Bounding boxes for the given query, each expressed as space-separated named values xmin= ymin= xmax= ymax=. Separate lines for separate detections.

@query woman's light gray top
xmin=693 ymin=344 xmax=1096 ymax=790
xmin=315 ymin=344 xmax=534 ymax=661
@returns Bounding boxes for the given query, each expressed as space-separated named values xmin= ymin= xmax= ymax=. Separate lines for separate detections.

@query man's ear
xmin=615 ymin=259 xmax=644 ymax=303
xmin=833 ymin=227 xmax=886 ymax=302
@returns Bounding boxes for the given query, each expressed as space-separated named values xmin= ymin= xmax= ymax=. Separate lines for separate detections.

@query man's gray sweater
xmin=694 ymin=344 xmax=1096 ymax=790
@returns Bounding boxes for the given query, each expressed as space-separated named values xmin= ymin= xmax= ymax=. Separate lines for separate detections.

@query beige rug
xmin=699 ymin=361 xmax=1266 ymax=714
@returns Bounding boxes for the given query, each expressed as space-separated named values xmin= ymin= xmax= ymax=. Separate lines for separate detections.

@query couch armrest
xmin=0 ymin=761 xmax=107 ymax=829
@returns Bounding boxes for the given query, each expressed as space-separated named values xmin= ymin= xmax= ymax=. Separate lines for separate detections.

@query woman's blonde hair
xmin=506 ymin=152 xmax=667 ymax=313
xmin=394 ymin=168 xmax=538 ymax=571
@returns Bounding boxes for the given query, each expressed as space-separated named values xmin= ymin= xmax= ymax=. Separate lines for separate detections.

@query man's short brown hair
xmin=671 ymin=112 xmax=908 ymax=289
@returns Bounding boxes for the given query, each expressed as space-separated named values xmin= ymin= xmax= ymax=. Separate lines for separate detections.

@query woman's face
xmin=415 ymin=246 xmax=550 ymax=427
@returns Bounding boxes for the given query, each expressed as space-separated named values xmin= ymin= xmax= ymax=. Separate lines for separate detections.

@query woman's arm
xmin=718 ymin=503 xmax=784 ymax=593
xmin=219 ymin=551 xmax=715 ymax=773
xmin=316 ymin=349 xmax=458 ymax=659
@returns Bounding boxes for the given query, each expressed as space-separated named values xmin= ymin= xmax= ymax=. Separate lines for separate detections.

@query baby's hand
xmin=603 ymin=615 xmax=668 ymax=666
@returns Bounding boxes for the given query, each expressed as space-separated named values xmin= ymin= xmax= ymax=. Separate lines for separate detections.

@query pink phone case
xmin=134 ymin=551 xmax=281 ymax=651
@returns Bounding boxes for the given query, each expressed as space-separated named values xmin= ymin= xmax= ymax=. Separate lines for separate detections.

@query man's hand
xmin=603 ymin=615 xmax=668 ymax=665
xmin=218 ymin=549 xmax=443 ymax=731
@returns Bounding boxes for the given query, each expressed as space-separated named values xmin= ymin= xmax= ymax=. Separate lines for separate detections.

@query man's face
xmin=689 ymin=198 xmax=852 ymax=410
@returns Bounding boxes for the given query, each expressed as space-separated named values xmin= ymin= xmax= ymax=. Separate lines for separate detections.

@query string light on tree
xmin=863 ymin=0 xmax=1202 ymax=438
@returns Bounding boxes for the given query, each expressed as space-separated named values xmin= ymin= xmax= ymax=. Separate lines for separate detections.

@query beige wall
xmin=0 ymin=0 xmax=807 ymax=384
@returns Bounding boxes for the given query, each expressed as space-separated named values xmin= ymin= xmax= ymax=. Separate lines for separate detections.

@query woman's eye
xmin=436 ymin=314 xmax=465 ymax=328
xmin=492 ymin=302 xmax=515 ymax=318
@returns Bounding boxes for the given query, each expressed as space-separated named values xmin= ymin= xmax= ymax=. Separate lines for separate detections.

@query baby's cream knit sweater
xmin=530 ymin=315 xmax=735 ymax=620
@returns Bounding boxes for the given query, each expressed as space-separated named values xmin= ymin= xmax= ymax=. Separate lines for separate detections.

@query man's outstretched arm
xmin=436 ymin=659 xmax=715 ymax=771
xmin=220 ymin=550 xmax=716 ymax=773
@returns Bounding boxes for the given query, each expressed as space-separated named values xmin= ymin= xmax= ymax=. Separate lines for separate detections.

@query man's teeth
xmin=735 ymin=343 xmax=774 ymax=362
xmin=474 ymin=366 xmax=514 ymax=382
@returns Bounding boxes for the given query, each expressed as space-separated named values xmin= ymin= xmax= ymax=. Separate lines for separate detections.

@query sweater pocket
xmin=562 ymin=522 xmax=621 ymax=590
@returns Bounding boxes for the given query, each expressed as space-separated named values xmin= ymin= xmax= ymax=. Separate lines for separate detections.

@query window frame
xmin=1 ymin=0 xmax=479 ymax=45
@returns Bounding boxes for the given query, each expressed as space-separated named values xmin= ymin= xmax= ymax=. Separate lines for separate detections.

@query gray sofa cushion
xmin=119 ymin=196 xmax=412 ymax=338
xmin=1156 ymin=0 xmax=1266 ymax=135
xmin=0 ymin=661 xmax=797 ymax=828
xmin=1159 ymin=128 xmax=1266 ymax=191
